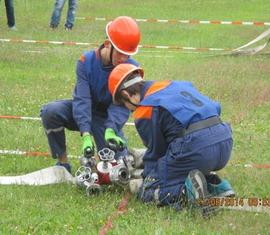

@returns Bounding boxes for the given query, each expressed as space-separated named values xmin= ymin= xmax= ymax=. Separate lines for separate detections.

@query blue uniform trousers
xmin=40 ymin=99 xmax=127 ymax=159
xmin=139 ymin=122 xmax=233 ymax=206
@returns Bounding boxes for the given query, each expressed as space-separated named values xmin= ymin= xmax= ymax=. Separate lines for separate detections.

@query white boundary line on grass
xmin=76 ymin=16 xmax=270 ymax=27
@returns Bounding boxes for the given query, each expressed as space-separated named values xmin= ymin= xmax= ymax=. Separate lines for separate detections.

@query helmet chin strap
xmin=109 ymin=44 xmax=114 ymax=66
xmin=127 ymin=99 xmax=139 ymax=107
xmin=122 ymin=94 xmax=139 ymax=108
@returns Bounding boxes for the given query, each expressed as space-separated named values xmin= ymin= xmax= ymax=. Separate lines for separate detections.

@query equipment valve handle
xmin=98 ymin=148 xmax=115 ymax=162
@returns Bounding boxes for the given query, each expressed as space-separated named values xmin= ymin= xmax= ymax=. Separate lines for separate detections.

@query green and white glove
xmin=82 ymin=133 xmax=94 ymax=158
xmin=105 ymin=128 xmax=126 ymax=151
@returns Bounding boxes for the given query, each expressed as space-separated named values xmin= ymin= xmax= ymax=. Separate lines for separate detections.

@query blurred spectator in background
xmin=50 ymin=0 xmax=77 ymax=30
xmin=2 ymin=0 xmax=16 ymax=30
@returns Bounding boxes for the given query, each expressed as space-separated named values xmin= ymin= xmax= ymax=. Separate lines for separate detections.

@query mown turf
xmin=0 ymin=0 xmax=270 ymax=234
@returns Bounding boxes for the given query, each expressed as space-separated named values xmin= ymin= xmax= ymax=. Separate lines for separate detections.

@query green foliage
xmin=0 ymin=0 xmax=270 ymax=234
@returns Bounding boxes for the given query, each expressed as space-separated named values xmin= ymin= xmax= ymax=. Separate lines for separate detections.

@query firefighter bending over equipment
xmin=108 ymin=63 xmax=235 ymax=212
xmin=40 ymin=16 xmax=141 ymax=173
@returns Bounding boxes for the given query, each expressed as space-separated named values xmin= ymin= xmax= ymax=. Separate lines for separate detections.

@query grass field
xmin=1 ymin=0 xmax=270 ymax=234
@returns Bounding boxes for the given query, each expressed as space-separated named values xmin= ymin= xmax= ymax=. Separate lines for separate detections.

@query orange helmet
xmin=108 ymin=63 xmax=144 ymax=102
xmin=106 ymin=16 xmax=141 ymax=56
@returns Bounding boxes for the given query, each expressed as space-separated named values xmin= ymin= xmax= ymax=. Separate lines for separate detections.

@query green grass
xmin=1 ymin=0 xmax=270 ymax=234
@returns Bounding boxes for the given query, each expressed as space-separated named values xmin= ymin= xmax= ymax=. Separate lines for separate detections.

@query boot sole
xmin=189 ymin=170 xmax=218 ymax=218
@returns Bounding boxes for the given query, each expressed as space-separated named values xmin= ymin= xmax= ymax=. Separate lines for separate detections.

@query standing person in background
xmin=50 ymin=0 xmax=77 ymax=30
xmin=2 ymin=0 xmax=16 ymax=30
xmin=41 ymin=16 xmax=141 ymax=173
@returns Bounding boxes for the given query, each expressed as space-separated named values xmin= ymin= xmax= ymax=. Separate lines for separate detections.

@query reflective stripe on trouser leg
xmin=40 ymin=99 xmax=78 ymax=158
xmin=45 ymin=127 xmax=66 ymax=158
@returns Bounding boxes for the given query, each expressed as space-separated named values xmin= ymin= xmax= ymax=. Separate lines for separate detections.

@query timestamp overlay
xmin=197 ymin=197 xmax=270 ymax=214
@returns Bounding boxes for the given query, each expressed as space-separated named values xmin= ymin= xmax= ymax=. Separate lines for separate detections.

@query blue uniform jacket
xmin=73 ymin=49 xmax=139 ymax=134
xmin=133 ymin=81 xmax=223 ymax=177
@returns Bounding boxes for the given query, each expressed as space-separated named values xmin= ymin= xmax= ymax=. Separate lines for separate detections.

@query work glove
xmin=82 ymin=133 xmax=95 ymax=158
xmin=104 ymin=128 xmax=126 ymax=151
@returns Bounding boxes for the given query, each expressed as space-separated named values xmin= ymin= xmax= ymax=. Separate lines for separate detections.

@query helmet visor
xmin=120 ymin=75 xmax=143 ymax=90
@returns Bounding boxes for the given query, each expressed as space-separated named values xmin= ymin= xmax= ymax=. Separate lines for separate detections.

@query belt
xmin=176 ymin=116 xmax=222 ymax=138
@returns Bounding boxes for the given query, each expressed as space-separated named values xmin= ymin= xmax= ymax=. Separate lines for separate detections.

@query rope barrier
xmin=99 ymin=192 xmax=131 ymax=235
xmin=2 ymin=26 xmax=270 ymax=55
xmin=76 ymin=16 xmax=270 ymax=27
xmin=0 ymin=149 xmax=77 ymax=159
xmin=0 ymin=115 xmax=135 ymax=126
xmin=0 ymin=38 xmax=230 ymax=52
xmin=0 ymin=149 xmax=269 ymax=169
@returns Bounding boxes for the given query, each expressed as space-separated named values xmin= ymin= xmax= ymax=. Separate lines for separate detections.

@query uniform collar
xmin=140 ymin=81 xmax=154 ymax=101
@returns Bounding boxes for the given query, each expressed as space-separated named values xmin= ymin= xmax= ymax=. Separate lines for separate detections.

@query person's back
xmin=108 ymin=63 xmax=235 ymax=215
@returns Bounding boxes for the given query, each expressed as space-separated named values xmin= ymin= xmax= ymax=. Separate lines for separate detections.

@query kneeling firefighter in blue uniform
xmin=40 ymin=17 xmax=141 ymax=173
xmin=108 ymin=63 xmax=235 ymax=211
